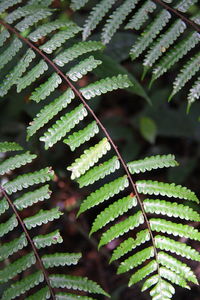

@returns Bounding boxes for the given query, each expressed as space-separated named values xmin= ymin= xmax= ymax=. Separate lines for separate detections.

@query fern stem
xmin=0 ymin=186 xmax=56 ymax=300
xmin=152 ymin=0 xmax=200 ymax=33
xmin=0 ymin=19 xmax=161 ymax=277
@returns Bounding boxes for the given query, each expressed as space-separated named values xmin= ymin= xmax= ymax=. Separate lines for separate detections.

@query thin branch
xmin=0 ymin=186 xmax=56 ymax=300
xmin=152 ymin=0 xmax=200 ymax=33
xmin=0 ymin=20 xmax=160 ymax=275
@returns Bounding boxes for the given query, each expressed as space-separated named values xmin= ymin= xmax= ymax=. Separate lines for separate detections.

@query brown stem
xmin=0 ymin=186 xmax=56 ymax=300
xmin=152 ymin=0 xmax=200 ymax=33
xmin=0 ymin=20 xmax=160 ymax=274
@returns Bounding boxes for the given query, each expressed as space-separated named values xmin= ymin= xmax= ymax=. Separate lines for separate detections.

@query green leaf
xmin=67 ymin=138 xmax=111 ymax=180
xmin=0 ymin=198 xmax=9 ymax=216
xmin=26 ymin=287 xmax=50 ymax=300
xmin=99 ymin=211 xmax=144 ymax=248
xmin=139 ymin=117 xmax=157 ymax=143
xmin=0 ymin=215 xmax=18 ymax=238
xmin=14 ymin=184 xmax=51 ymax=210
xmin=78 ymin=176 xmax=129 ymax=216
xmin=90 ymin=194 xmax=137 ymax=235
xmin=128 ymin=260 xmax=157 ymax=287
xmin=0 ymin=252 xmax=36 ymax=284
xmin=70 ymin=0 xmax=89 ymax=10
xmin=50 ymin=274 xmax=109 ymax=297
xmin=117 ymin=246 xmax=154 ymax=274
xmin=159 ymin=267 xmax=189 ymax=288
xmin=136 ymin=180 xmax=199 ymax=203
xmin=155 ymin=235 xmax=200 ymax=261
xmin=144 ymin=199 xmax=200 ymax=221
xmin=30 ymin=73 xmax=62 ymax=102
xmin=24 ymin=207 xmax=63 ymax=230
xmin=0 ymin=38 xmax=22 ymax=71
xmin=0 ymin=29 xmax=10 ymax=47
xmin=0 ymin=233 xmax=27 ymax=261
xmin=150 ymin=218 xmax=200 ymax=241
xmin=27 ymin=89 xmax=75 ymax=139
xmin=0 ymin=142 xmax=23 ymax=153
xmin=42 ymin=252 xmax=82 ymax=268
xmin=33 ymin=230 xmax=63 ymax=249
xmin=110 ymin=229 xmax=150 ymax=262
xmin=128 ymin=154 xmax=178 ymax=174
xmin=64 ymin=121 xmax=99 ymax=152
xmin=56 ymin=293 xmax=95 ymax=300
xmin=3 ymin=167 xmax=54 ymax=194
xmin=80 ymin=74 xmax=132 ymax=100
xmin=149 ymin=278 xmax=175 ymax=299
xmin=40 ymin=104 xmax=88 ymax=149
xmin=0 ymin=0 xmax=23 ymax=14
xmin=1 ymin=271 xmax=44 ymax=300
xmin=158 ymin=252 xmax=198 ymax=284
xmin=0 ymin=151 xmax=37 ymax=175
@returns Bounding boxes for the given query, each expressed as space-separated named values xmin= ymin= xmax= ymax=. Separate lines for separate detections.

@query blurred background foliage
xmin=0 ymin=1 xmax=200 ymax=299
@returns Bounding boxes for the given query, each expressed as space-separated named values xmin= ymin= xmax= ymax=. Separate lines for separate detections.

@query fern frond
xmin=1 ymin=271 xmax=44 ymax=300
xmin=26 ymin=287 xmax=50 ymax=300
xmin=143 ymin=20 xmax=186 ymax=69
xmin=0 ymin=215 xmax=18 ymax=237
xmin=129 ymin=260 xmax=157 ymax=286
xmin=82 ymin=0 xmax=117 ymax=41
xmin=151 ymin=32 xmax=200 ymax=83
xmin=117 ymin=246 xmax=154 ymax=274
xmin=78 ymin=175 xmax=129 ymax=216
xmin=15 ymin=8 xmax=53 ymax=32
xmin=50 ymin=274 xmax=109 ymax=296
xmin=0 ymin=252 xmax=36 ymax=284
xmin=64 ymin=121 xmax=99 ymax=152
xmin=110 ymin=229 xmax=150 ymax=262
xmin=40 ymin=104 xmax=88 ymax=149
xmin=157 ymin=251 xmax=198 ymax=284
xmin=127 ymin=154 xmax=178 ymax=174
xmin=130 ymin=10 xmax=171 ymax=60
xmin=30 ymin=73 xmax=62 ymax=102
xmin=159 ymin=266 xmax=189 ymax=288
xmin=28 ymin=20 xmax=72 ymax=42
xmin=101 ymin=0 xmax=139 ymax=44
xmin=144 ymin=198 xmax=200 ymax=221
xmin=0 ymin=233 xmax=27 ymax=261
xmin=0 ymin=38 xmax=22 ymax=71
xmin=0 ymin=141 xmax=23 ymax=152
xmin=17 ymin=60 xmax=48 ymax=92
xmin=42 ymin=252 xmax=82 ymax=268
xmin=99 ymin=211 xmax=144 ymax=248
xmin=169 ymin=52 xmax=200 ymax=101
xmin=0 ymin=0 xmax=22 ymax=14
xmin=24 ymin=207 xmax=63 ymax=229
xmin=67 ymin=56 xmax=102 ymax=82
xmin=125 ymin=0 xmax=156 ymax=30
xmin=67 ymin=138 xmax=111 ymax=180
xmin=155 ymin=235 xmax=200 ymax=261
xmin=27 ymin=89 xmax=75 ymax=139
xmin=77 ymin=155 xmax=120 ymax=187
xmin=80 ymin=74 xmax=132 ymax=100
xmin=33 ymin=230 xmax=63 ymax=249
xmin=14 ymin=184 xmax=51 ymax=210
xmin=0 ymin=198 xmax=9 ymax=215
xmin=188 ymin=76 xmax=200 ymax=111
xmin=141 ymin=274 xmax=159 ymax=292
xmin=56 ymin=293 xmax=95 ymax=300
xmin=0 ymin=29 xmax=10 ymax=47
xmin=0 ymin=48 xmax=36 ymax=97
xmin=150 ymin=218 xmax=200 ymax=240
xmin=54 ymin=41 xmax=104 ymax=67
xmin=149 ymin=278 xmax=175 ymax=299
xmin=175 ymin=0 xmax=198 ymax=12
xmin=3 ymin=167 xmax=54 ymax=194
xmin=136 ymin=180 xmax=199 ymax=203
xmin=70 ymin=0 xmax=89 ymax=11
xmin=0 ymin=151 xmax=37 ymax=175
xmin=90 ymin=194 xmax=137 ymax=235
xmin=40 ymin=24 xmax=82 ymax=54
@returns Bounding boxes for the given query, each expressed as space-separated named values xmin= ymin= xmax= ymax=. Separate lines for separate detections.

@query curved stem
xmin=0 ymin=186 xmax=56 ymax=300
xmin=0 ymin=20 xmax=160 ymax=274
xmin=152 ymin=0 xmax=200 ymax=33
